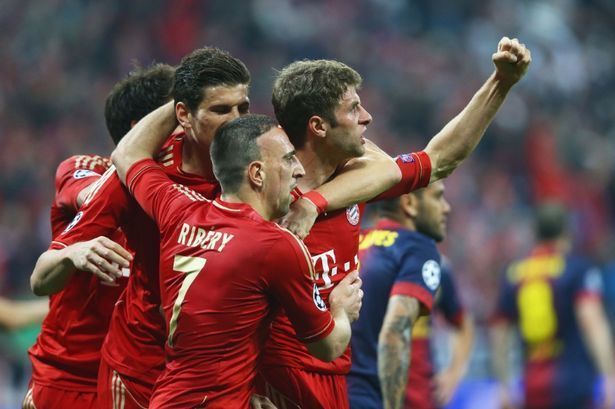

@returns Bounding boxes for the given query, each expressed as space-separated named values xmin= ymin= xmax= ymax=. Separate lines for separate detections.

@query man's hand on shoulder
xmin=279 ymin=197 xmax=319 ymax=240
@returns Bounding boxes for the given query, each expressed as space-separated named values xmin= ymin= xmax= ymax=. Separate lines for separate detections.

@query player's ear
xmin=247 ymin=161 xmax=265 ymax=189
xmin=401 ymin=193 xmax=419 ymax=218
xmin=307 ymin=115 xmax=327 ymax=139
xmin=175 ymin=102 xmax=192 ymax=130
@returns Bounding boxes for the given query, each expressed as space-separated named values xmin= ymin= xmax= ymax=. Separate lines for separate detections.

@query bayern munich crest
xmin=346 ymin=204 xmax=360 ymax=226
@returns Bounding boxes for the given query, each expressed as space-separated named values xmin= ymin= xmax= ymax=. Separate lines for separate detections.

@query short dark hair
xmin=535 ymin=202 xmax=568 ymax=241
xmin=105 ymin=63 xmax=175 ymax=145
xmin=272 ymin=60 xmax=362 ymax=149
xmin=173 ymin=47 xmax=251 ymax=113
xmin=210 ymin=114 xmax=278 ymax=194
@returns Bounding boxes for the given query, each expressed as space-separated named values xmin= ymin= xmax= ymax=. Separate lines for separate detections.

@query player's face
xmin=326 ymin=86 xmax=372 ymax=162
xmin=259 ymin=128 xmax=305 ymax=219
xmin=415 ymin=181 xmax=450 ymax=242
xmin=184 ymin=84 xmax=250 ymax=148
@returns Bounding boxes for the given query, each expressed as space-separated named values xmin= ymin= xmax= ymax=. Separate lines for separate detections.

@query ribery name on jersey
xmin=177 ymin=223 xmax=234 ymax=252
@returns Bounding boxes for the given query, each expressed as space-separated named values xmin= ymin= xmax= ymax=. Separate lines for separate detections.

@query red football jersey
xmin=125 ymin=159 xmax=334 ymax=408
xmin=53 ymin=131 xmax=219 ymax=388
xmin=28 ymin=154 xmax=127 ymax=392
xmin=260 ymin=152 xmax=432 ymax=375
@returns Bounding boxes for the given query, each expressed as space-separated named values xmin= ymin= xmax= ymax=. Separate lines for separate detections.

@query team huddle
xmin=24 ymin=38 xmax=531 ymax=409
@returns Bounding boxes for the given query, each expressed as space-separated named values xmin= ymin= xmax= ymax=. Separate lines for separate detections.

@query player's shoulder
xmin=56 ymin=154 xmax=111 ymax=177
xmin=397 ymin=230 xmax=437 ymax=254
xmin=267 ymin=224 xmax=311 ymax=259
xmin=81 ymin=165 xmax=130 ymax=208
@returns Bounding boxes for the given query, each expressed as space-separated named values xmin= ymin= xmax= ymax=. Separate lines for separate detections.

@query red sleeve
xmin=52 ymin=169 xmax=131 ymax=248
xmin=54 ymin=155 xmax=111 ymax=211
xmin=370 ymin=151 xmax=432 ymax=202
xmin=126 ymin=158 xmax=207 ymax=231
xmin=266 ymin=229 xmax=335 ymax=343
xmin=391 ymin=282 xmax=435 ymax=314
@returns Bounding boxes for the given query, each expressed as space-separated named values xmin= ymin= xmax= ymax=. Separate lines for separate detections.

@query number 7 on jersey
xmin=168 ymin=255 xmax=207 ymax=347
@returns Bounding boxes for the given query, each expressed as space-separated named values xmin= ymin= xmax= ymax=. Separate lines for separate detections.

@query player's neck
xmin=220 ymin=190 xmax=273 ymax=221
xmin=295 ymin=142 xmax=344 ymax=191
xmin=181 ymin=137 xmax=216 ymax=180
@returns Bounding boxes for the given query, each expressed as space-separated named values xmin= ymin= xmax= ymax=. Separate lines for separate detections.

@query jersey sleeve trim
xmin=49 ymin=241 xmax=68 ymax=250
xmin=298 ymin=316 xmax=335 ymax=343
xmin=574 ymin=291 xmax=602 ymax=304
xmin=126 ymin=159 xmax=162 ymax=194
xmin=391 ymin=281 xmax=434 ymax=312
xmin=445 ymin=310 xmax=465 ymax=328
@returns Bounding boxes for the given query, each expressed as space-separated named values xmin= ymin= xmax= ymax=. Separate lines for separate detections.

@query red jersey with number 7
xmin=125 ymin=159 xmax=334 ymax=408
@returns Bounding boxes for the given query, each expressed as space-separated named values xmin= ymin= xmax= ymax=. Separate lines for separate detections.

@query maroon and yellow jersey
xmin=124 ymin=159 xmax=334 ymax=408
xmin=261 ymin=152 xmax=432 ymax=376
xmin=29 ymin=154 xmax=126 ymax=392
xmin=53 ymin=131 xmax=218 ymax=389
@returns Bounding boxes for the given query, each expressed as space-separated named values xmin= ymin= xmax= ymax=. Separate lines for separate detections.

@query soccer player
xmin=347 ymin=181 xmax=458 ymax=409
xmin=491 ymin=203 xmax=615 ymax=409
xmin=258 ymin=37 xmax=531 ymax=408
xmin=27 ymin=47 xmax=253 ymax=409
xmin=23 ymin=63 xmax=175 ymax=409
xmin=110 ymin=106 xmax=363 ymax=408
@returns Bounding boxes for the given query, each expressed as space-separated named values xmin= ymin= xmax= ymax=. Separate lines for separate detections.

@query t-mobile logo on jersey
xmin=311 ymin=249 xmax=359 ymax=290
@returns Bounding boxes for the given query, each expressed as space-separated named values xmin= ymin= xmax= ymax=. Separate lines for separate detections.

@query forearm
xmin=30 ymin=249 xmax=76 ymax=296
xmin=425 ymin=73 xmax=512 ymax=181
xmin=0 ymin=298 xmax=48 ymax=330
xmin=489 ymin=323 xmax=512 ymax=384
xmin=315 ymin=140 xmax=400 ymax=211
xmin=111 ymin=100 xmax=177 ymax=184
xmin=577 ymin=301 xmax=615 ymax=377
xmin=306 ymin=309 xmax=351 ymax=362
xmin=447 ymin=314 xmax=475 ymax=378
xmin=378 ymin=327 xmax=411 ymax=409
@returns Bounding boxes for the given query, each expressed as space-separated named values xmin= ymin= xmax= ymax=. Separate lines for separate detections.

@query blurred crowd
xmin=1 ymin=0 xmax=614 ymax=406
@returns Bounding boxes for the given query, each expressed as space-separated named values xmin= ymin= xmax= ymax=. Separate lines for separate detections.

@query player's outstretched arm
xmin=30 ymin=237 xmax=132 ymax=296
xmin=280 ymin=140 xmax=400 ymax=239
xmin=435 ymin=314 xmax=475 ymax=406
xmin=0 ymin=297 xmax=48 ymax=331
xmin=378 ymin=294 xmax=420 ymax=409
xmin=306 ymin=271 xmax=363 ymax=362
xmin=111 ymin=100 xmax=177 ymax=185
xmin=424 ymin=37 xmax=531 ymax=182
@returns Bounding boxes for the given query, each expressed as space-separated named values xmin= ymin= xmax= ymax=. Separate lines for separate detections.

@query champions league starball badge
xmin=422 ymin=260 xmax=441 ymax=291
xmin=346 ymin=204 xmax=360 ymax=226
xmin=313 ymin=284 xmax=327 ymax=311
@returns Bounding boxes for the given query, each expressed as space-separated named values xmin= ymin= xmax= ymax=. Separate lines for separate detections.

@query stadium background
xmin=0 ymin=0 xmax=614 ymax=407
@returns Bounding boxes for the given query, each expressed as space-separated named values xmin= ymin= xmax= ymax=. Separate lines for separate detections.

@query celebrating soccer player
xmin=24 ymin=63 xmax=175 ymax=409
xmin=109 ymin=103 xmax=363 ymax=408
xmin=258 ymin=37 xmax=531 ymax=409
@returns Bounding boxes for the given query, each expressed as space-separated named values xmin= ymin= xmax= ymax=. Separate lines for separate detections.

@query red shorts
xmin=257 ymin=366 xmax=349 ymax=409
xmin=22 ymin=380 xmax=97 ymax=409
xmin=97 ymin=356 xmax=151 ymax=409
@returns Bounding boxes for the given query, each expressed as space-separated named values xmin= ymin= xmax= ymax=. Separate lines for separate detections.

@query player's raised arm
xmin=111 ymin=100 xmax=177 ymax=185
xmin=424 ymin=37 xmax=530 ymax=181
